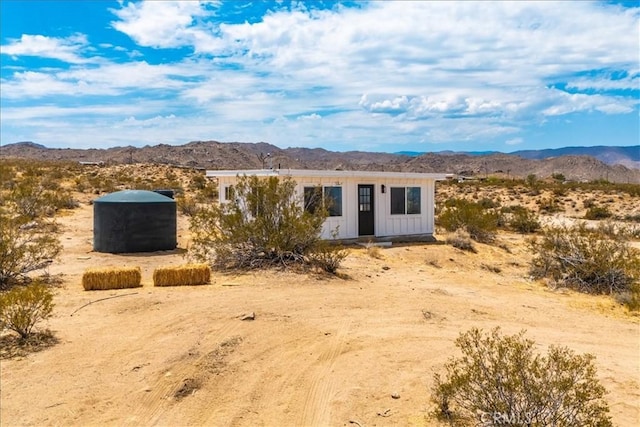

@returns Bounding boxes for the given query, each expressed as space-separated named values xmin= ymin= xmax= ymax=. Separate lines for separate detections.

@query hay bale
xmin=82 ymin=266 xmax=142 ymax=291
xmin=153 ymin=263 xmax=211 ymax=287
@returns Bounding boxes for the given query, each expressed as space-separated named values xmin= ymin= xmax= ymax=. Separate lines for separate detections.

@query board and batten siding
xmin=208 ymin=169 xmax=447 ymax=241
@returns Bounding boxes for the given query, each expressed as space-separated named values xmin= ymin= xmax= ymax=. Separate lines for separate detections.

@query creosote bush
xmin=0 ymin=212 xmax=62 ymax=290
xmin=506 ymin=206 xmax=541 ymax=233
xmin=445 ymin=230 xmax=477 ymax=253
xmin=0 ymin=281 xmax=54 ymax=340
xmin=529 ymin=223 xmax=640 ymax=303
xmin=189 ymin=175 xmax=347 ymax=273
xmin=433 ymin=327 xmax=612 ymax=427
xmin=585 ymin=205 xmax=612 ymax=220
xmin=438 ymin=199 xmax=498 ymax=243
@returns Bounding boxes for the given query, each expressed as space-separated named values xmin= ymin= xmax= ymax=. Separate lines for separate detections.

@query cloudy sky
xmin=1 ymin=1 xmax=638 ymax=153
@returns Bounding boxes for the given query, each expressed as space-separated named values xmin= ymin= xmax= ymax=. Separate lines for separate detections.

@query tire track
xmin=124 ymin=319 xmax=240 ymax=426
xmin=297 ymin=319 xmax=351 ymax=426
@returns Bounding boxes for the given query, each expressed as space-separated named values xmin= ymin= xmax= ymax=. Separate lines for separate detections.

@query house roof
xmin=206 ymin=169 xmax=450 ymax=180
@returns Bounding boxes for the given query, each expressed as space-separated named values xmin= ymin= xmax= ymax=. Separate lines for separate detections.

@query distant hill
xmin=512 ymin=146 xmax=640 ymax=170
xmin=396 ymin=145 xmax=639 ymax=169
xmin=2 ymin=140 xmax=639 ymax=183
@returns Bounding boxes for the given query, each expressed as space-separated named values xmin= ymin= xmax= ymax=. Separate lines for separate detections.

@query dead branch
xmin=70 ymin=292 xmax=138 ymax=316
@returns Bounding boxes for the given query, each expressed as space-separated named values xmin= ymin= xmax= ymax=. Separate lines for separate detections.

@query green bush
xmin=306 ymin=237 xmax=349 ymax=274
xmin=176 ymin=195 xmax=200 ymax=216
xmin=189 ymin=175 xmax=345 ymax=272
xmin=529 ymin=223 xmax=640 ymax=303
xmin=0 ymin=282 xmax=54 ymax=339
xmin=507 ymin=206 xmax=541 ymax=233
xmin=445 ymin=230 xmax=477 ymax=253
xmin=438 ymin=199 xmax=498 ymax=243
xmin=537 ymin=197 xmax=562 ymax=214
xmin=585 ymin=206 xmax=612 ymax=220
xmin=433 ymin=327 xmax=611 ymax=427
xmin=0 ymin=212 xmax=62 ymax=289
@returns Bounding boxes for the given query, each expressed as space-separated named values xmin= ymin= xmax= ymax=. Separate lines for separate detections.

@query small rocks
xmin=391 ymin=392 xmax=401 ymax=399
xmin=239 ymin=312 xmax=255 ymax=321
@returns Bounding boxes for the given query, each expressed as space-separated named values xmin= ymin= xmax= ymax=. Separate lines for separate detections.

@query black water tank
xmin=153 ymin=189 xmax=174 ymax=199
xmin=93 ymin=190 xmax=177 ymax=253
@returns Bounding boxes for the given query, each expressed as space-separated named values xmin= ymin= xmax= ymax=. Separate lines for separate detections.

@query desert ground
xmin=1 ymin=186 xmax=639 ymax=427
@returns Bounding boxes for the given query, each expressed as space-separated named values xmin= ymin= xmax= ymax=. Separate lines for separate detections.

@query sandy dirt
xmin=1 ymin=201 xmax=639 ymax=427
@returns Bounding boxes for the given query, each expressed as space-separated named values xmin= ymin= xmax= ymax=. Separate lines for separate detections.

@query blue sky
xmin=1 ymin=1 xmax=638 ymax=153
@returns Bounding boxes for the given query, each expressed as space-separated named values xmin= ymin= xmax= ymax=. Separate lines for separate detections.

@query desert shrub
xmin=432 ymin=327 xmax=611 ymax=427
xmin=552 ymin=172 xmax=566 ymax=182
xmin=537 ymin=197 xmax=562 ymax=214
xmin=615 ymin=282 xmax=640 ymax=312
xmin=585 ymin=205 xmax=612 ymax=220
xmin=623 ymin=214 xmax=640 ymax=223
xmin=0 ymin=282 xmax=54 ymax=339
xmin=477 ymin=197 xmax=499 ymax=209
xmin=525 ymin=173 xmax=538 ymax=187
xmin=445 ymin=230 xmax=477 ymax=253
xmin=176 ymin=195 xmax=200 ymax=216
xmin=583 ymin=198 xmax=596 ymax=209
xmin=0 ymin=213 xmax=62 ymax=290
xmin=529 ymin=223 xmax=640 ymax=300
xmin=47 ymin=189 xmax=79 ymax=210
xmin=508 ymin=206 xmax=541 ymax=233
xmin=306 ymin=239 xmax=349 ymax=274
xmin=189 ymin=175 xmax=345 ymax=272
xmin=438 ymin=199 xmax=498 ymax=243
xmin=365 ymin=243 xmax=384 ymax=259
xmin=9 ymin=177 xmax=51 ymax=220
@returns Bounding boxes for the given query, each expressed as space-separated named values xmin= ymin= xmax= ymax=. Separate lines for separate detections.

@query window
xmin=324 ymin=186 xmax=343 ymax=217
xmin=407 ymin=187 xmax=421 ymax=214
xmin=224 ymin=185 xmax=235 ymax=201
xmin=304 ymin=187 xmax=322 ymax=214
xmin=304 ymin=186 xmax=343 ymax=217
xmin=359 ymin=186 xmax=371 ymax=212
xmin=390 ymin=187 xmax=405 ymax=214
xmin=390 ymin=187 xmax=421 ymax=215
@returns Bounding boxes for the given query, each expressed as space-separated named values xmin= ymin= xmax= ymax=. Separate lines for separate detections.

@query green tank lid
xmin=94 ymin=190 xmax=175 ymax=203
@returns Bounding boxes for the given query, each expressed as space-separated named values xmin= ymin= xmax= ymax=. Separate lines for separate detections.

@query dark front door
xmin=358 ymin=184 xmax=374 ymax=236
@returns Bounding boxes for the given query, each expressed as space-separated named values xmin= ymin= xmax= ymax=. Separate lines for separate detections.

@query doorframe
xmin=357 ymin=184 xmax=375 ymax=236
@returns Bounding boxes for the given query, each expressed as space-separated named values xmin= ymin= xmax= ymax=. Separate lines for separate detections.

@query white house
xmin=205 ymin=169 xmax=450 ymax=242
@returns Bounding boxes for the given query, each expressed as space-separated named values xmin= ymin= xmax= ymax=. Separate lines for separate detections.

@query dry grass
xmin=153 ymin=264 xmax=211 ymax=287
xmin=82 ymin=267 xmax=142 ymax=291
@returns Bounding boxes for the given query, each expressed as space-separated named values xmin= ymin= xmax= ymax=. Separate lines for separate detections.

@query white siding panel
xmin=212 ymin=172 xmax=439 ymax=240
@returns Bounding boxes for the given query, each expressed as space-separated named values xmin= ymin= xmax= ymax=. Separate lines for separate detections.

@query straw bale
xmin=82 ymin=266 xmax=142 ymax=291
xmin=153 ymin=263 xmax=211 ymax=287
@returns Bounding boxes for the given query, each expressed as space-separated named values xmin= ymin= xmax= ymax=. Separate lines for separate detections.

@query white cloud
xmin=110 ymin=1 xmax=225 ymax=53
xmin=2 ymin=1 xmax=639 ymax=150
xmin=1 ymin=34 xmax=90 ymax=63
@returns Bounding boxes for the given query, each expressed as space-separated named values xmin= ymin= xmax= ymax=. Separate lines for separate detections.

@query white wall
xmin=216 ymin=174 xmax=436 ymax=240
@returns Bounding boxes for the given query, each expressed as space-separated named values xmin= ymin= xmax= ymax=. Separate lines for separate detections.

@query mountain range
xmin=1 ymin=141 xmax=639 ymax=184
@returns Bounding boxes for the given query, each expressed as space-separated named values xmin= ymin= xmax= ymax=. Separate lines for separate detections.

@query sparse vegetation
xmin=0 ymin=281 xmax=54 ymax=340
xmin=529 ymin=223 xmax=640 ymax=309
xmin=432 ymin=327 xmax=612 ymax=427
xmin=438 ymin=199 xmax=498 ymax=243
xmin=0 ymin=209 xmax=62 ymax=290
xmin=445 ymin=230 xmax=477 ymax=253
xmin=506 ymin=206 xmax=541 ymax=233
xmin=585 ymin=205 xmax=612 ymax=220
